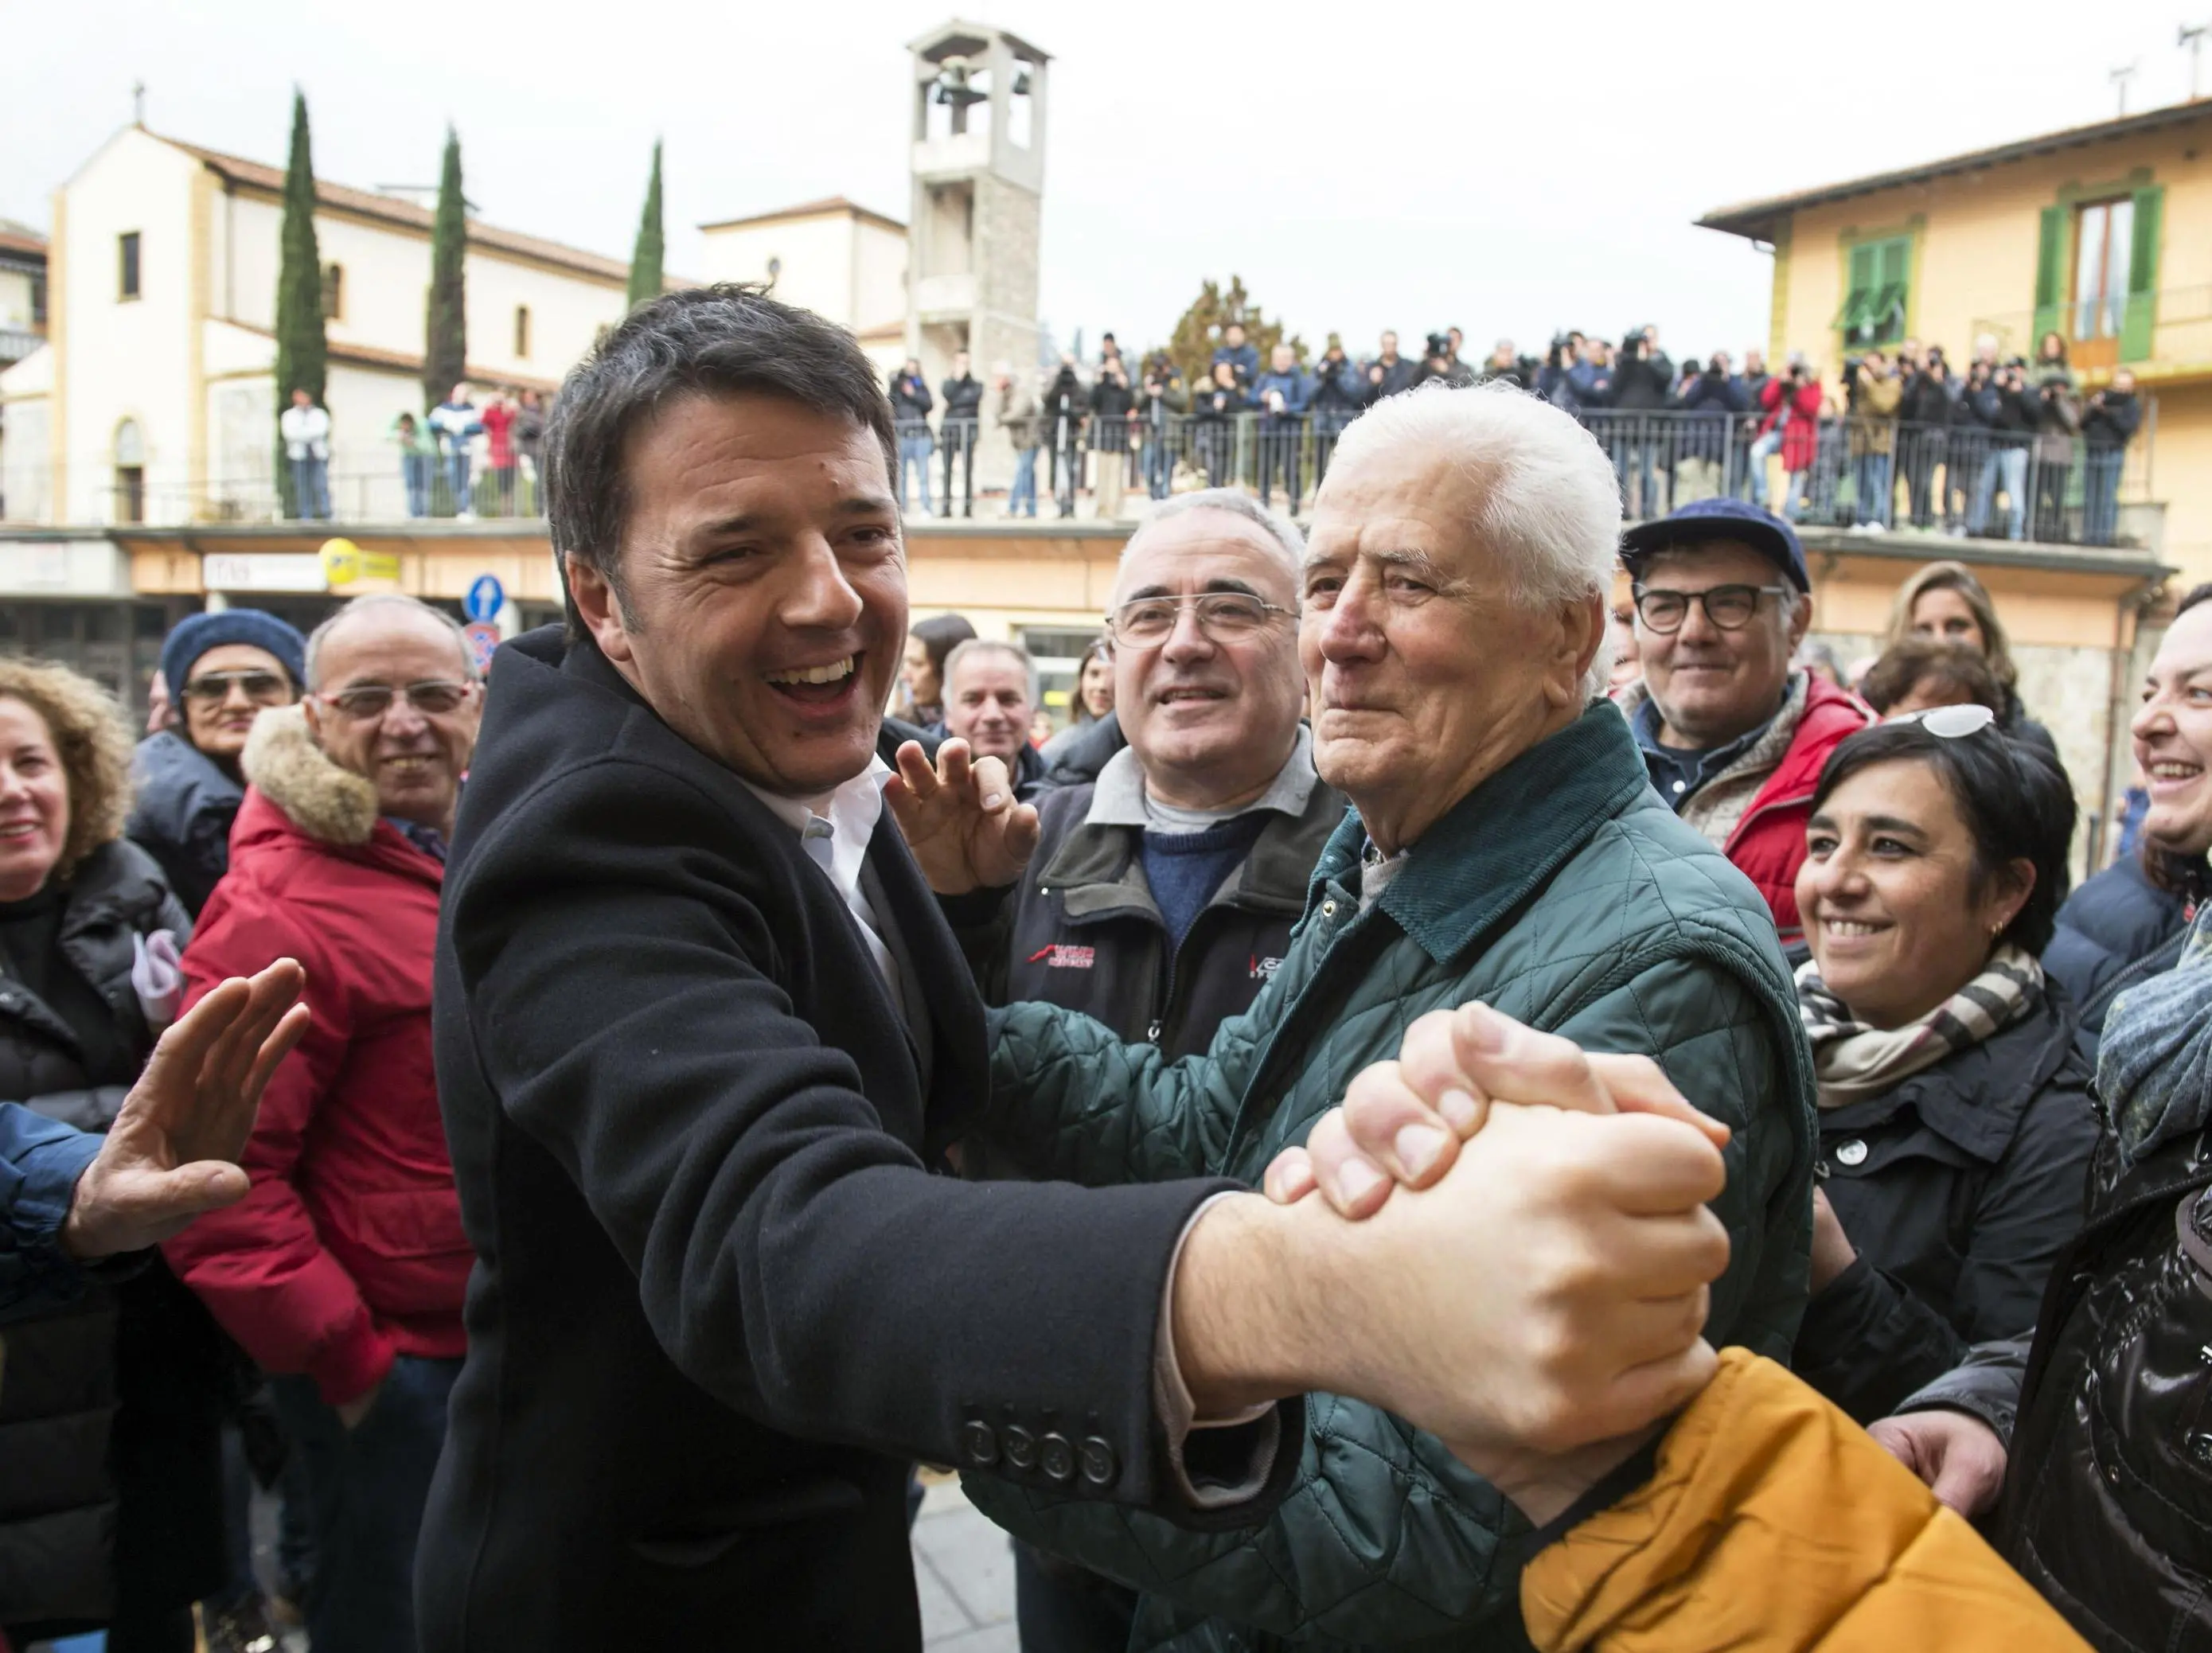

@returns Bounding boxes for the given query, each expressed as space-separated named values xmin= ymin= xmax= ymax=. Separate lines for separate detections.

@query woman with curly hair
xmin=0 ymin=655 xmax=232 ymax=1652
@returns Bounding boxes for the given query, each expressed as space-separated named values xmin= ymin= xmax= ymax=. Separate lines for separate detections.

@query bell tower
xmin=906 ymin=21 xmax=1048 ymax=495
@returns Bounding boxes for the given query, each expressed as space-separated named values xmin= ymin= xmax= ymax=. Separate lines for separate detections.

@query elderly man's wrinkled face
xmin=942 ymin=649 xmax=1032 ymax=766
xmin=1636 ymin=540 xmax=1807 ymax=750
xmin=1301 ymin=444 xmax=1598 ymax=854
xmin=304 ymin=607 xmax=481 ymax=833
xmin=568 ymin=392 xmax=905 ymax=800
xmin=1109 ymin=509 xmax=1305 ymax=812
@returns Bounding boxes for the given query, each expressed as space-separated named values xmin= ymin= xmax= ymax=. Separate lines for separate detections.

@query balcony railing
xmin=0 ymin=326 xmax=45 ymax=366
xmin=1971 ymin=286 xmax=2212 ymax=376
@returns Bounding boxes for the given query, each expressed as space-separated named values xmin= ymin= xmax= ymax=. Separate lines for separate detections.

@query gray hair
xmin=305 ymin=594 xmax=478 ymax=690
xmin=1121 ymin=489 xmax=1305 ymax=591
xmin=941 ymin=637 xmax=1037 ymax=704
xmin=1328 ymin=381 xmax=1620 ymax=700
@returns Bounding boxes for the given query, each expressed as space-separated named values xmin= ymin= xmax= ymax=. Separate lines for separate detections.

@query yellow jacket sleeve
xmin=1520 ymin=1348 xmax=2086 ymax=1653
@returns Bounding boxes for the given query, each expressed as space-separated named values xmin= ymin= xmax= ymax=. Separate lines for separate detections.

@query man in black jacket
xmin=938 ymin=349 xmax=985 ymax=519
xmin=942 ymin=489 xmax=1344 ymax=1651
xmin=420 ymin=286 xmax=1734 ymax=1651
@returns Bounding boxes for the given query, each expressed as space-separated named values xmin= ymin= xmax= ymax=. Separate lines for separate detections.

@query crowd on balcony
xmin=885 ymin=321 xmax=2148 ymax=551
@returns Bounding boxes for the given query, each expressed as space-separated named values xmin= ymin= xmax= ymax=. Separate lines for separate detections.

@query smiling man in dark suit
xmin=417 ymin=287 xmax=1733 ymax=1651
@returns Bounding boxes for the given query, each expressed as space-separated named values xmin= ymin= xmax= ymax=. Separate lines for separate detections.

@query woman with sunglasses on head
xmin=1786 ymin=708 xmax=2097 ymax=1426
xmin=127 ymin=610 xmax=307 ymax=916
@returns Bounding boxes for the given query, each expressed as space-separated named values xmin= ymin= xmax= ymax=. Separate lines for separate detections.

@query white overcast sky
xmin=9 ymin=0 xmax=2206 ymax=362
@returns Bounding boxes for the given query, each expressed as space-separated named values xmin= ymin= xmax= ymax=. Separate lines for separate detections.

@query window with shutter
xmin=2120 ymin=184 xmax=2163 ymax=362
xmin=1836 ymin=234 xmax=1910 ymax=348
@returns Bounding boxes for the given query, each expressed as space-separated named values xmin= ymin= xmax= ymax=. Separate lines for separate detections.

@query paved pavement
xmin=913 ymin=1469 xmax=1019 ymax=1651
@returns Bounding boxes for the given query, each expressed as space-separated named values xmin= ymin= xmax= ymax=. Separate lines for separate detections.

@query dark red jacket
xmin=164 ymin=708 xmax=466 ymax=1404
xmin=1722 ymin=675 xmax=1876 ymax=945
xmin=1759 ymin=376 xmax=1826 ymax=472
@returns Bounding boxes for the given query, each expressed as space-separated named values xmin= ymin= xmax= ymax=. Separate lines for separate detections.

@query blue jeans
xmin=290 ymin=455 xmax=329 ymax=519
xmin=271 ymin=1355 xmax=460 ymax=1653
xmin=446 ymin=448 xmax=473 ymax=514
xmin=1009 ymin=446 xmax=1039 ymax=516
xmin=1141 ymin=434 xmax=1172 ymax=500
xmin=899 ymin=434 xmax=934 ymax=513
xmin=1971 ymin=446 xmax=2027 ymax=539
xmin=1746 ymin=428 xmax=1782 ymax=507
xmin=1853 ymin=451 xmax=1893 ymax=528
xmin=2082 ymin=446 xmax=2125 ymax=544
xmin=401 ymin=454 xmax=431 ymax=517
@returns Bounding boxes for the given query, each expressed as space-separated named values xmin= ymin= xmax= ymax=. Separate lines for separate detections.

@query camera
xmin=1424 ymin=331 xmax=1453 ymax=361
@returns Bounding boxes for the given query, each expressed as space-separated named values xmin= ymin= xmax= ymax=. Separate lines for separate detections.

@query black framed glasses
xmin=1631 ymin=583 xmax=1793 ymax=634
xmin=1106 ymin=592 xmax=1293 ymax=648
xmin=182 ymin=669 xmax=292 ymax=704
xmin=315 ymin=680 xmax=475 ymax=722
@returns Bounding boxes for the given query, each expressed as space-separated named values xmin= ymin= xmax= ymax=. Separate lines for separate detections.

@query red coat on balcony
xmin=1759 ymin=376 xmax=1825 ymax=473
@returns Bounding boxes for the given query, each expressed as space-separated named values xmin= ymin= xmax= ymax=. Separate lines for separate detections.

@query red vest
xmin=1722 ymin=676 xmax=1877 ymax=945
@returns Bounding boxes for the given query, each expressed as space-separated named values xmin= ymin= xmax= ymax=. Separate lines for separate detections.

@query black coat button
xmin=960 ymin=1421 xmax=998 ymax=1468
xmin=1003 ymin=1425 xmax=1038 ymax=1472
xmin=1079 ymin=1437 xmax=1118 ymax=1487
xmin=1040 ymin=1433 xmax=1075 ymax=1484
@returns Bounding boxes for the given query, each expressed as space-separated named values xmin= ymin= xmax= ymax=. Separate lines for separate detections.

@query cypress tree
xmin=272 ymin=89 xmax=327 ymax=517
xmin=626 ymin=140 xmax=665 ymax=311
xmin=423 ymin=126 xmax=467 ymax=411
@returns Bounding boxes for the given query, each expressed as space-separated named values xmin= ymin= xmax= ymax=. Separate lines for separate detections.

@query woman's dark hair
xmin=911 ymin=613 xmax=977 ymax=688
xmin=1859 ymin=637 xmax=2003 ymax=716
xmin=2143 ymin=581 xmax=2212 ymax=899
xmin=1071 ymin=637 xmax=1112 ymax=725
xmin=1811 ymin=719 xmax=2077 ymax=955
xmin=544 ymin=284 xmax=895 ymax=633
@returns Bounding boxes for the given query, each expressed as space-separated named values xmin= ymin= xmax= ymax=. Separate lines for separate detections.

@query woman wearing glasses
xmin=127 ymin=610 xmax=306 ymax=916
xmin=1787 ymin=708 xmax=2097 ymax=1425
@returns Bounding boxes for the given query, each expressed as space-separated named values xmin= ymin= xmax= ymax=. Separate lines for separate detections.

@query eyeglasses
xmin=1106 ymin=592 xmax=1293 ymax=648
xmin=183 ymin=669 xmax=292 ymax=704
xmin=1901 ymin=702 xmax=1998 ymax=739
xmin=1632 ymin=583 xmax=1793 ymax=634
xmin=314 ymin=680 xmax=475 ymax=722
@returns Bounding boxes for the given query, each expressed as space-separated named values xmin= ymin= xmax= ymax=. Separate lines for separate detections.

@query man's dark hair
xmin=1859 ymin=637 xmax=2003 ymax=716
xmin=544 ymin=284 xmax=896 ymax=634
xmin=1811 ymin=719 xmax=2076 ymax=955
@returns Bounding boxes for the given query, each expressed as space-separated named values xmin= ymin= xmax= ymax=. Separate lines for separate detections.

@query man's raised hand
xmin=884 ymin=737 xmax=1040 ymax=894
xmin=60 ymin=959 xmax=310 ymax=1260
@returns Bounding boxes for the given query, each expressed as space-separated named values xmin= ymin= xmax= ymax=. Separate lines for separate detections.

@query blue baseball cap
xmin=1620 ymin=497 xmax=1809 ymax=593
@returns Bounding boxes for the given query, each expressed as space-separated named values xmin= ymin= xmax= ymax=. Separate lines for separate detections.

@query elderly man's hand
xmin=61 ymin=960 xmax=310 ymax=1261
xmin=1867 ymin=1409 xmax=2007 ymax=1518
xmin=884 ymin=738 xmax=1041 ymax=895
xmin=1259 ymin=1002 xmax=1731 ymax=1217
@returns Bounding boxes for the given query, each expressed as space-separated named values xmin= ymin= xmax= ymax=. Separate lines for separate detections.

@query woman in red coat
xmin=1758 ymin=362 xmax=1826 ymax=521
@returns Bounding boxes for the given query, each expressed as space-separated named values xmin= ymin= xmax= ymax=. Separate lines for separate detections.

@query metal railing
xmin=1970 ymin=287 xmax=2212 ymax=376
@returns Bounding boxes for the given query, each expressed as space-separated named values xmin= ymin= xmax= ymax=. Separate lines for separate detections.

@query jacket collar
xmin=1310 ymin=702 xmax=1652 ymax=965
xmin=236 ymin=705 xmax=443 ymax=885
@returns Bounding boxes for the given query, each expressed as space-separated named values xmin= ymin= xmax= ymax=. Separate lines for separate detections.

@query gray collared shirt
xmin=1085 ymin=725 xmax=1318 ymax=832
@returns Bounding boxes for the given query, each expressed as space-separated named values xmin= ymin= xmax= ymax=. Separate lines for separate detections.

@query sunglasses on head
xmin=1902 ymin=703 xmax=1998 ymax=739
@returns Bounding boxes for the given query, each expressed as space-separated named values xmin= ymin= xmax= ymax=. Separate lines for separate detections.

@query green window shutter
xmin=2031 ymin=205 xmax=2066 ymax=346
xmin=1837 ymin=242 xmax=1878 ymax=333
xmin=2120 ymin=185 xmax=2163 ymax=362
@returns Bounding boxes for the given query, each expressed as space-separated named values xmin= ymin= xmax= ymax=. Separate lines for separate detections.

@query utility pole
xmin=2110 ymin=60 xmax=2139 ymax=115
xmin=2184 ymin=21 xmax=2210 ymax=100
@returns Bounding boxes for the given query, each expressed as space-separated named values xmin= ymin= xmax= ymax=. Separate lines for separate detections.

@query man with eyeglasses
xmin=934 ymin=490 xmax=1346 ymax=1652
xmin=128 ymin=610 xmax=307 ymax=915
xmin=166 ymin=594 xmax=482 ymax=1653
xmin=1614 ymin=497 xmax=1875 ymax=951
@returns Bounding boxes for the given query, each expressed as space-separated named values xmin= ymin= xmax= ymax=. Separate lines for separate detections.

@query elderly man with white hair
xmin=911 ymin=383 xmax=1816 ymax=1650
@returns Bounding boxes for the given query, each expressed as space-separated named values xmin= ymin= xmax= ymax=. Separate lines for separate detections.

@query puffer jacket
xmin=1792 ymin=979 xmax=2099 ymax=1423
xmin=2044 ymin=852 xmax=2201 ymax=1048
xmin=1995 ymin=900 xmax=2212 ymax=1651
xmin=126 ymin=727 xmax=246 ymax=917
xmin=1522 ymin=1347 xmax=2090 ymax=1651
xmin=1035 ymin=708 xmax=1128 ymax=797
xmin=0 ymin=840 xmax=230 ymax=1634
xmin=962 ymin=704 xmax=1816 ymax=1652
xmin=945 ymin=736 xmax=1346 ymax=1061
xmin=0 ymin=1103 xmax=100 ymax=1322
xmin=163 ymin=707 xmax=469 ymax=1407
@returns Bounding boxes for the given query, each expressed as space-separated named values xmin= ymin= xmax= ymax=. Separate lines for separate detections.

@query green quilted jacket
xmin=963 ymin=704 xmax=1816 ymax=1651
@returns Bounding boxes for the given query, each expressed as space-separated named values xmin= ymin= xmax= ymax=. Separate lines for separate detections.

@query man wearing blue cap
xmin=1613 ymin=497 xmax=1874 ymax=953
xmin=129 ymin=610 xmax=308 ymax=915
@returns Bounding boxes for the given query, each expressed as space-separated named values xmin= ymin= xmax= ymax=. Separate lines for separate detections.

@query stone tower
xmin=905 ymin=20 xmax=1047 ymax=498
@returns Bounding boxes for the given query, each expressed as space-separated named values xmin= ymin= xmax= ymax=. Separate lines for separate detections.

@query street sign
xmin=464 ymin=621 xmax=501 ymax=676
xmin=464 ymin=573 xmax=506 ymax=624
xmin=319 ymin=538 xmax=400 ymax=590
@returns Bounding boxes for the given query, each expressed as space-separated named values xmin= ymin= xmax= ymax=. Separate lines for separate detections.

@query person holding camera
xmin=891 ymin=359 xmax=935 ymax=516
xmin=1307 ymin=337 xmax=1368 ymax=489
xmin=1843 ymin=349 xmax=1902 ymax=531
xmin=1134 ymin=353 xmax=1188 ymax=502
xmin=1754 ymin=354 xmax=1824 ymax=520
xmin=1086 ymin=356 xmax=1137 ymax=520
xmin=1897 ymin=348 xmax=1954 ymax=528
xmin=1967 ymin=360 xmax=2034 ymax=540
xmin=1610 ymin=326 xmax=1673 ymax=517
xmin=2031 ymin=336 xmax=2081 ymax=542
xmin=1415 ymin=329 xmax=1475 ymax=388
xmin=938 ymin=350 xmax=985 ymax=520
xmin=1669 ymin=353 xmax=1746 ymax=504
xmin=1044 ymin=354 xmax=1086 ymax=520
xmin=1190 ymin=360 xmax=1246 ymax=489
xmin=1250 ymin=343 xmax=1312 ymax=511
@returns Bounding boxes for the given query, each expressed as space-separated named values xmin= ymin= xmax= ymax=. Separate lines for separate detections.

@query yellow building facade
xmin=1700 ymin=99 xmax=2212 ymax=583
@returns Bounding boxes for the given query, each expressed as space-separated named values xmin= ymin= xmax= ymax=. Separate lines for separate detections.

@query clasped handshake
xmin=889 ymin=740 xmax=1734 ymax=1525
